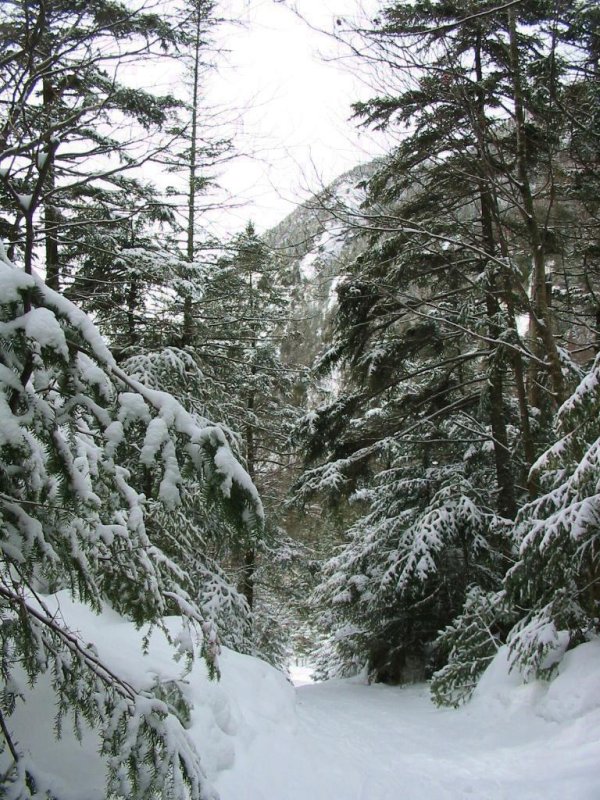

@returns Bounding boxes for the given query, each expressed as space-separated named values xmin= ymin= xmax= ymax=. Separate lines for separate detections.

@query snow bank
xmin=3 ymin=592 xmax=296 ymax=798
xmin=472 ymin=640 xmax=600 ymax=723
xmin=538 ymin=640 xmax=600 ymax=722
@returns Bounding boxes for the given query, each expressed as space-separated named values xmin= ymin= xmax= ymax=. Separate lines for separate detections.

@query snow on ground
xmin=216 ymin=643 xmax=600 ymax=800
xmin=288 ymin=663 xmax=315 ymax=687
xmin=6 ymin=593 xmax=600 ymax=800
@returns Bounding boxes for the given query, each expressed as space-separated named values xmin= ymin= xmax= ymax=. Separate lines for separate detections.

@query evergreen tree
xmin=0 ymin=0 xmax=185 ymax=290
xmin=293 ymin=120 xmax=524 ymax=680
xmin=65 ymin=200 xmax=185 ymax=357
xmin=0 ymin=0 xmax=259 ymax=652
xmin=506 ymin=351 xmax=600 ymax=679
xmin=190 ymin=223 xmax=300 ymax=662
xmin=430 ymin=587 xmax=515 ymax=707
xmin=0 ymin=242 xmax=261 ymax=798
xmin=304 ymin=423 xmax=512 ymax=682
xmin=291 ymin=0 xmax=600 ymax=686
xmin=436 ymin=340 xmax=600 ymax=703
xmin=343 ymin=0 xmax=577 ymax=472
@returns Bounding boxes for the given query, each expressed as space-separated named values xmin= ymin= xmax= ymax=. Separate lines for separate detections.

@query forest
xmin=0 ymin=0 xmax=599 ymax=798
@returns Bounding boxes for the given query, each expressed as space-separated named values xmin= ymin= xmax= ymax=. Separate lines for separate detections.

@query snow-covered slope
xmin=2 ymin=592 xmax=294 ymax=799
xmin=6 ymin=592 xmax=600 ymax=799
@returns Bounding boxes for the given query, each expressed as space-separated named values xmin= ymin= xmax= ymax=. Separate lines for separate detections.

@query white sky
xmin=202 ymin=0 xmax=386 ymax=235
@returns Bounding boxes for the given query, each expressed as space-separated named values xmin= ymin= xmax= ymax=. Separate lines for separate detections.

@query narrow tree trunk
xmin=474 ymin=31 xmax=517 ymax=518
xmin=126 ymin=277 xmax=139 ymax=351
xmin=241 ymin=388 xmax=256 ymax=609
xmin=241 ymin=255 xmax=258 ymax=609
xmin=484 ymin=187 xmax=538 ymax=489
xmin=43 ymin=67 xmax=60 ymax=291
xmin=44 ymin=195 xmax=60 ymax=291
xmin=470 ymin=27 xmax=540 ymax=494
xmin=508 ymin=9 xmax=565 ymax=409
xmin=9 ymin=208 xmax=35 ymax=412
xmin=183 ymin=9 xmax=203 ymax=341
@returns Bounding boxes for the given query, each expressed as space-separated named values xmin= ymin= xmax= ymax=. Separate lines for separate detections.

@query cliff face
xmin=265 ymin=162 xmax=376 ymax=375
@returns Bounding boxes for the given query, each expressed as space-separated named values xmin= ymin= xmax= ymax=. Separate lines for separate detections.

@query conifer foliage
xmin=190 ymin=222 xmax=301 ymax=662
xmin=507 ymin=352 xmax=600 ymax=679
xmin=0 ymin=244 xmax=261 ymax=798
xmin=0 ymin=0 xmax=187 ymax=291
xmin=0 ymin=1 xmax=263 ymax=796
xmin=295 ymin=0 xmax=600 ymax=691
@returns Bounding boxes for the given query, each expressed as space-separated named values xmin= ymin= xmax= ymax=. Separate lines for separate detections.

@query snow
xmin=37 ymin=277 xmax=116 ymax=366
xmin=111 ymin=375 xmax=264 ymax=520
xmin=0 ymin=393 xmax=25 ymax=447
xmin=298 ymin=249 xmax=319 ymax=281
xmin=16 ymin=307 xmax=69 ymax=357
xmin=557 ymin=351 xmax=600 ymax=418
xmin=0 ymin=253 xmax=35 ymax=300
xmin=4 ymin=594 xmax=600 ymax=800
xmin=216 ymin=646 xmax=600 ymax=800
xmin=297 ymin=224 xmax=345 ymax=282
xmin=327 ymin=274 xmax=343 ymax=310
xmin=289 ymin=663 xmax=315 ymax=687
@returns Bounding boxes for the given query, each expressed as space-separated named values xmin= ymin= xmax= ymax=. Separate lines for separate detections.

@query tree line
xmin=293 ymin=0 xmax=600 ymax=704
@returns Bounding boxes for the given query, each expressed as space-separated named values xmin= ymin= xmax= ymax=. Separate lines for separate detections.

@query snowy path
xmin=215 ymin=649 xmax=600 ymax=800
xmin=7 ymin=597 xmax=600 ymax=800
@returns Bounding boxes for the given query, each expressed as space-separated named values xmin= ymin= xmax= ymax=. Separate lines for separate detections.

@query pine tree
xmin=543 ymin=1 xmax=600 ymax=363
xmin=189 ymin=223 xmax=300 ymax=662
xmin=0 ymin=241 xmax=262 ymax=798
xmin=505 ymin=351 xmax=600 ymax=679
xmin=329 ymin=0 xmax=600 ymax=468
xmin=0 ymin=0 xmax=185 ymax=291
xmin=1 ymin=0 xmax=260 ymax=650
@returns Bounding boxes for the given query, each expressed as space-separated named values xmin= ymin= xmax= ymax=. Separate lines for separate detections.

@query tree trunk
xmin=43 ymin=61 xmax=60 ymax=291
xmin=182 ymin=8 xmax=203 ymax=342
xmin=241 ymin=387 xmax=256 ymax=609
xmin=474 ymin=31 xmax=517 ymax=518
xmin=508 ymin=9 xmax=565 ymax=409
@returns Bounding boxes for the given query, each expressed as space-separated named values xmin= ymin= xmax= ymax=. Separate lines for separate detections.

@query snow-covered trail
xmin=288 ymin=682 xmax=578 ymax=800
xmin=215 ymin=647 xmax=600 ymax=800
xmin=6 ymin=596 xmax=599 ymax=799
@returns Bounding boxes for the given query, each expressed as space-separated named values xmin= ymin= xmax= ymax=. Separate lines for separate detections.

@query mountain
xmin=265 ymin=161 xmax=377 ymax=374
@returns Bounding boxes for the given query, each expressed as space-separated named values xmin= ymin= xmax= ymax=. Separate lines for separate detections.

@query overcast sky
xmin=202 ymin=0 xmax=386 ymax=236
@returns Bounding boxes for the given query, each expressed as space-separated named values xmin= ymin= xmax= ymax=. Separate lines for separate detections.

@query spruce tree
xmin=0 ymin=242 xmax=261 ymax=799
xmin=0 ymin=0 xmax=185 ymax=291
xmin=505 ymin=351 xmax=600 ymax=679
xmin=188 ymin=222 xmax=302 ymax=663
